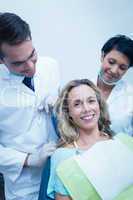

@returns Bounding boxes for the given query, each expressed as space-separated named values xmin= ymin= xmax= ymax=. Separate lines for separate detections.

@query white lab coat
xmin=0 ymin=57 xmax=60 ymax=200
xmin=92 ymin=68 xmax=133 ymax=136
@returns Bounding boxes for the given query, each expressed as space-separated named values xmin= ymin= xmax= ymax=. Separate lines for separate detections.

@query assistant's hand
xmin=27 ymin=142 xmax=57 ymax=167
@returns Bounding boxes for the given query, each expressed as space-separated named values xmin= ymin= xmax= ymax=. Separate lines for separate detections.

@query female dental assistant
xmin=94 ymin=35 xmax=133 ymax=136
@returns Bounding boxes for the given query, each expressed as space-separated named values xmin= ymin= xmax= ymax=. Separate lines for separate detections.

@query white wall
xmin=1 ymin=0 xmax=133 ymax=85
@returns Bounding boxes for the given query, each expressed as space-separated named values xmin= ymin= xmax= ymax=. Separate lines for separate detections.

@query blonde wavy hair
xmin=55 ymin=79 xmax=114 ymax=146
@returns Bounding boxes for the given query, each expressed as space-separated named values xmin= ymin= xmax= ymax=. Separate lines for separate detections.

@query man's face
xmin=0 ymin=39 xmax=37 ymax=77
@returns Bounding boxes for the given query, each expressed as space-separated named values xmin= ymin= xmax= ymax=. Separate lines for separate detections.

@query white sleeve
xmin=38 ymin=56 xmax=61 ymax=104
xmin=0 ymin=144 xmax=27 ymax=182
xmin=126 ymin=83 xmax=133 ymax=136
xmin=46 ymin=57 xmax=60 ymax=98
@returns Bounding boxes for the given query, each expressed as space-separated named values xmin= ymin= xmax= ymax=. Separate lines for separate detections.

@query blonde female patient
xmin=47 ymin=79 xmax=133 ymax=200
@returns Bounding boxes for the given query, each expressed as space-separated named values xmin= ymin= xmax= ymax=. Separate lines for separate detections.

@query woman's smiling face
xmin=68 ymin=84 xmax=100 ymax=132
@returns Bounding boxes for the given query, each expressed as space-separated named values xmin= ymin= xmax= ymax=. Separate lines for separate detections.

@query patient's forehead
xmin=68 ymin=84 xmax=96 ymax=102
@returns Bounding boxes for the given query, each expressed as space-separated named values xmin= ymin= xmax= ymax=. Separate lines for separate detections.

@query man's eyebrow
xmin=11 ymin=49 xmax=35 ymax=65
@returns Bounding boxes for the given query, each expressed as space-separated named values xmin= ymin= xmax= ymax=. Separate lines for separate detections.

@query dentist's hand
xmin=26 ymin=142 xmax=57 ymax=167
xmin=38 ymin=95 xmax=58 ymax=114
